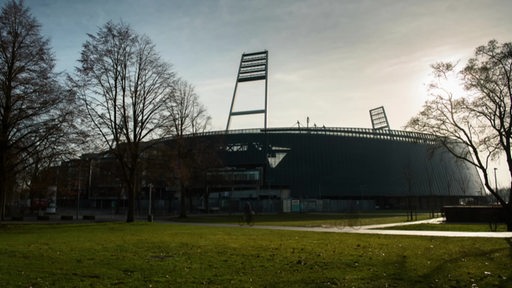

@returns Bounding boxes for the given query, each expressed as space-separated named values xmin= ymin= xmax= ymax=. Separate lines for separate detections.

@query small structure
xmin=443 ymin=206 xmax=505 ymax=223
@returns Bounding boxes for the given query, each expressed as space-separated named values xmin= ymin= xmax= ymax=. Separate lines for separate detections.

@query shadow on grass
xmin=170 ymin=212 xmax=424 ymax=227
xmin=507 ymin=238 xmax=512 ymax=260
xmin=419 ymin=244 xmax=512 ymax=287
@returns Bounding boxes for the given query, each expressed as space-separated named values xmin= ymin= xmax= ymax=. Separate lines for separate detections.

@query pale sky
xmin=19 ymin=0 xmax=510 ymax=130
xmin=14 ymin=0 xmax=512 ymax=186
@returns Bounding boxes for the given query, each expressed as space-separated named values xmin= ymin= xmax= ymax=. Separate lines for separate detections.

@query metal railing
xmin=185 ymin=127 xmax=439 ymax=144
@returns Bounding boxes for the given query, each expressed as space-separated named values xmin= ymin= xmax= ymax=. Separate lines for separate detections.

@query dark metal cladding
xmin=188 ymin=127 xmax=484 ymax=205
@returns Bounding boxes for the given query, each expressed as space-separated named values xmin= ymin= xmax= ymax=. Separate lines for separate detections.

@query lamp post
xmin=147 ymin=183 xmax=153 ymax=222
xmin=494 ymin=168 xmax=498 ymax=204
xmin=76 ymin=161 xmax=81 ymax=220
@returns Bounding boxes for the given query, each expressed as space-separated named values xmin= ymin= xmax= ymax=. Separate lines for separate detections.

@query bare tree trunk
xmin=0 ymin=160 xmax=5 ymax=221
xmin=204 ymin=186 xmax=210 ymax=214
xmin=126 ymin=162 xmax=139 ymax=222
xmin=127 ymin=184 xmax=136 ymax=222
xmin=0 ymin=137 xmax=5 ymax=221
xmin=179 ymin=184 xmax=187 ymax=218
xmin=506 ymin=213 xmax=512 ymax=232
xmin=506 ymin=198 xmax=512 ymax=232
xmin=0 ymin=181 xmax=5 ymax=221
xmin=508 ymin=188 xmax=512 ymax=232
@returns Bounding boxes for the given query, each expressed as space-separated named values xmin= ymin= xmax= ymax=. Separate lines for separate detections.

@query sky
xmin=15 ymin=0 xmax=512 ymax=183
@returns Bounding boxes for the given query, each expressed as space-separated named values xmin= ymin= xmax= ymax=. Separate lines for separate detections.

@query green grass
xmin=390 ymin=223 xmax=509 ymax=232
xmin=1 ymin=222 xmax=511 ymax=287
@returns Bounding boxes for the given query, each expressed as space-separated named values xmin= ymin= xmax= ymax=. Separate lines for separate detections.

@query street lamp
xmin=147 ymin=183 xmax=153 ymax=222
xmin=494 ymin=168 xmax=498 ymax=204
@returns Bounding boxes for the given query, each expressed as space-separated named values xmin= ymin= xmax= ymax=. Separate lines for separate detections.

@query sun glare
xmin=438 ymin=73 xmax=467 ymax=98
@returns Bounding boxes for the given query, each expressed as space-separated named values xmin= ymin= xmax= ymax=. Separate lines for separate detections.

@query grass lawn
xmin=388 ymin=223 xmax=509 ymax=232
xmin=0 ymin=222 xmax=511 ymax=287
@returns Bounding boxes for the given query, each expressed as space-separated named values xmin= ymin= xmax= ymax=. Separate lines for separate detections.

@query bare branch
xmin=407 ymin=40 xmax=512 ymax=226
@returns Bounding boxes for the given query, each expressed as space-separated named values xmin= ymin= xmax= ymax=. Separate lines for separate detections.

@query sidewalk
xmin=5 ymin=214 xmax=512 ymax=238
xmin=247 ymin=217 xmax=512 ymax=238
xmin=173 ymin=217 xmax=512 ymax=238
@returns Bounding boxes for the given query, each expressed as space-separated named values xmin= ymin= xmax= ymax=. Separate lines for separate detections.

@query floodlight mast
xmin=369 ymin=106 xmax=390 ymax=130
xmin=226 ymin=50 xmax=268 ymax=131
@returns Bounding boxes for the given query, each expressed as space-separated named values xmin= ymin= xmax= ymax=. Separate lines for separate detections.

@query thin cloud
xmin=24 ymin=0 xmax=512 ymax=130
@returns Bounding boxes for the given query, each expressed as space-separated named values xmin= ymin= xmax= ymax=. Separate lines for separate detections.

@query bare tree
xmin=164 ymin=78 xmax=212 ymax=218
xmin=72 ymin=21 xmax=175 ymax=222
xmin=167 ymin=79 xmax=211 ymax=136
xmin=407 ymin=40 xmax=512 ymax=230
xmin=0 ymin=0 xmax=78 ymax=220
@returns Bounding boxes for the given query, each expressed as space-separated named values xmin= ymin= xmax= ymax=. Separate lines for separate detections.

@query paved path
xmin=172 ymin=217 xmax=512 ymax=238
xmin=6 ymin=214 xmax=512 ymax=238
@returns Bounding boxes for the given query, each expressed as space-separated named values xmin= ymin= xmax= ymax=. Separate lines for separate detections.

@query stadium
xmin=157 ymin=50 xmax=484 ymax=213
xmin=181 ymin=126 xmax=484 ymax=213
xmin=41 ymin=51 xmax=485 ymax=215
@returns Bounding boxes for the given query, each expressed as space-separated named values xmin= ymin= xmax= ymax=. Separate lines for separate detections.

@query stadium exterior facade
xmin=187 ymin=126 xmax=485 ymax=213
xmin=34 ymin=126 xmax=486 ymax=215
